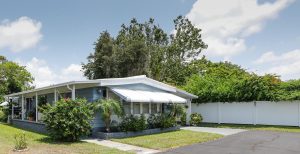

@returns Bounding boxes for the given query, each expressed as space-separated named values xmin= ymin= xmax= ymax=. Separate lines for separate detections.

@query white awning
xmin=110 ymin=87 xmax=187 ymax=103
xmin=0 ymin=101 xmax=8 ymax=106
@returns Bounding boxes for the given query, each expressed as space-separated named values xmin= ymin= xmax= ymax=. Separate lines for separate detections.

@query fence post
xmin=253 ymin=101 xmax=257 ymax=125
xmin=298 ymin=101 xmax=300 ymax=127
xmin=218 ymin=102 xmax=221 ymax=124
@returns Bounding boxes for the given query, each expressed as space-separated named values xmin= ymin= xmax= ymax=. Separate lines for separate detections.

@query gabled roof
xmin=5 ymin=75 xmax=197 ymax=99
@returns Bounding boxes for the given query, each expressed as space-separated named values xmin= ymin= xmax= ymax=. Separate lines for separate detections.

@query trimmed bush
xmin=180 ymin=112 xmax=187 ymax=126
xmin=120 ymin=114 xmax=147 ymax=132
xmin=189 ymin=113 xmax=202 ymax=126
xmin=147 ymin=113 xmax=176 ymax=129
xmin=42 ymin=98 xmax=94 ymax=142
xmin=147 ymin=114 xmax=160 ymax=129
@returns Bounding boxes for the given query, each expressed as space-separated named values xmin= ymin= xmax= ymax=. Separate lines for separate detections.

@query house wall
xmin=75 ymin=87 xmax=105 ymax=131
xmin=192 ymin=101 xmax=300 ymax=126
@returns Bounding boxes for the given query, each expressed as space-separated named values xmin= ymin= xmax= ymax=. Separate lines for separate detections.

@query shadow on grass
xmin=36 ymin=137 xmax=87 ymax=145
xmin=1 ymin=123 xmax=87 ymax=145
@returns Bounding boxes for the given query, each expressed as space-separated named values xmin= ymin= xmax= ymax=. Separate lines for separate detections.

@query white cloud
xmin=254 ymin=49 xmax=300 ymax=80
xmin=254 ymin=49 xmax=300 ymax=64
xmin=17 ymin=57 xmax=85 ymax=88
xmin=187 ymin=0 xmax=294 ymax=58
xmin=0 ymin=17 xmax=42 ymax=52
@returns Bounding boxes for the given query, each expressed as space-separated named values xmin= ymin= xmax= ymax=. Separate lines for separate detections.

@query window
xmin=142 ymin=103 xmax=149 ymax=114
xmin=123 ymin=102 xmax=131 ymax=115
xmin=151 ymin=104 xmax=157 ymax=114
xmin=133 ymin=103 xmax=140 ymax=114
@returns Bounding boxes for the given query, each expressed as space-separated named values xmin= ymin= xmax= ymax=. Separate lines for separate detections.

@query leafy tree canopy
xmin=183 ymin=58 xmax=282 ymax=103
xmin=0 ymin=56 xmax=34 ymax=101
xmin=82 ymin=16 xmax=207 ymax=86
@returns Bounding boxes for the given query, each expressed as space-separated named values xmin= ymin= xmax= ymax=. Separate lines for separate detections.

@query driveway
xmin=161 ymin=130 xmax=300 ymax=154
xmin=181 ymin=126 xmax=246 ymax=136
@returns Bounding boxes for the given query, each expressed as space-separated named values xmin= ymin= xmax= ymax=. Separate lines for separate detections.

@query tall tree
xmin=0 ymin=56 xmax=34 ymax=101
xmin=82 ymin=16 xmax=207 ymax=85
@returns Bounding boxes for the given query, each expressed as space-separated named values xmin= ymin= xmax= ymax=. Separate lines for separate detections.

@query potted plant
xmin=28 ymin=110 xmax=35 ymax=121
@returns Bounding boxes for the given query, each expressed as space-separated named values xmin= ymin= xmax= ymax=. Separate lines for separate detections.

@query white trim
xmin=35 ymin=92 xmax=38 ymax=122
xmin=130 ymin=102 xmax=133 ymax=114
xmin=11 ymin=98 xmax=14 ymax=120
xmin=21 ymin=95 xmax=24 ymax=120
xmin=72 ymin=85 xmax=76 ymax=100
xmin=54 ymin=88 xmax=57 ymax=103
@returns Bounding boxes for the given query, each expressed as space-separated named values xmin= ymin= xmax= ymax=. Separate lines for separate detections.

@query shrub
xmin=120 ymin=114 xmax=147 ymax=132
xmin=94 ymin=99 xmax=123 ymax=132
xmin=147 ymin=114 xmax=160 ymax=129
xmin=0 ymin=109 xmax=6 ymax=122
xmin=42 ymin=98 xmax=94 ymax=142
xmin=147 ymin=113 xmax=176 ymax=129
xmin=180 ymin=112 xmax=187 ymax=126
xmin=14 ymin=132 xmax=27 ymax=151
xmin=159 ymin=114 xmax=176 ymax=129
xmin=189 ymin=113 xmax=202 ymax=126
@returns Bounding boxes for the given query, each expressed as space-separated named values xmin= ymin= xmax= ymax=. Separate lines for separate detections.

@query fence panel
xmin=192 ymin=101 xmax=300 ymax=126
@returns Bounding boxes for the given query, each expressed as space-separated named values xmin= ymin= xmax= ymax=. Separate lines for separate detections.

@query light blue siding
xmin=75 ymin=87 xmax=105 ymax=128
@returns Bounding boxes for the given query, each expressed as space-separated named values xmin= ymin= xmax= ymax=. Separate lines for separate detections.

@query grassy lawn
xmin=0 ymin=123 xmax=130 ymax=154
xmin=112 ymin=130 xmax=223 ymax=150
xmin=200 ymin=123 xmax=300 ymax=133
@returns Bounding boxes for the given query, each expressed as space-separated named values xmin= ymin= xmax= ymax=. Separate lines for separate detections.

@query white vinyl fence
xmin=192 ymin=101 xmax=300 ymax=127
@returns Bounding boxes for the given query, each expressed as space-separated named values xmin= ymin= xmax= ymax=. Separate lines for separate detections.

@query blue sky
xmin=0 ymin=0 xmax=299 ymax=87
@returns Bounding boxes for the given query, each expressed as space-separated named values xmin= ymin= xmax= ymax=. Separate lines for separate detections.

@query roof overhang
xmin=5 ymin=75 xmax=198 ymax=99
xmin=109 ymin=86 xmax=187 ymax=103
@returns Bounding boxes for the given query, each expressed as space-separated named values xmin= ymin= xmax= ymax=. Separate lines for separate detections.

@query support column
xmin=140 ymin=103 xmax=143 ymax=114
xmin=11 ymin=97 xmax=14 ymax=120
xmin=54 ymin=88 xmax=57 ymax=103
xmin=72 ymin=85 xmax=76 ymax=100
xmin=21 ymin=95 xmax=24 ymax=120
xmin=186 ymin=99 xmax=192 ymax=125
xmin=149 ymin=103 xmax=152 ymax=114
xmin=35 ymin=92 xmax=38 ymax=122
xmin=130 ymin=102 xmax=133 ymax=114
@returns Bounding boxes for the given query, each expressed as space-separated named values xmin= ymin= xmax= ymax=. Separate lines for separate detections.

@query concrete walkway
xmin=181 ymin=126 xmax=247 ymax=136
xmin=83 ymin=139 xmax=160 ymax=154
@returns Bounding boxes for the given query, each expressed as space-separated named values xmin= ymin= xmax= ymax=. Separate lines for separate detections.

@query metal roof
xmin=5 ymin=75 xmax=198 ymax=99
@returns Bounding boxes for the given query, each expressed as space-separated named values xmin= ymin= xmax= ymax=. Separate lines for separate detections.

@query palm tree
xmin=95 ymin=98 xmax=123 ymax=132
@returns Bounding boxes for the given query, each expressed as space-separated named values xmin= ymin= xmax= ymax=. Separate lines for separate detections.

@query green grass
xmin=112 ymin=130 xmax=223 ymax=150
xmin=200 ymin=123 xmax=300 ymax=133
xmin=0 ymin=123 xmax=131 ymax=154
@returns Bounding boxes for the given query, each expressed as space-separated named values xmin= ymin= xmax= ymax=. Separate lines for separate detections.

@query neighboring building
xmin=5 ymin=75 xmax=197 ymax=134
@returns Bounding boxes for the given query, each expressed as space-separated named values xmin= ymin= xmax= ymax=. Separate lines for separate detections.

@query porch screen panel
xmin=151 ymin=104 xmax=157 ymax=114
xmin=142 ymin=103 xmax=149 ymax=114
xmin=133 ymin=102 xmax=140 ymax=114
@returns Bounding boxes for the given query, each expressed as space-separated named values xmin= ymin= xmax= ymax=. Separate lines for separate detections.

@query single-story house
xmin=5 ymin=75 xmax=197 ymax=134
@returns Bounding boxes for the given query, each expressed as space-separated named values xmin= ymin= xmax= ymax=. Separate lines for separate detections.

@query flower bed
xmin=96 ymin=126 xmax=179 ymax=139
